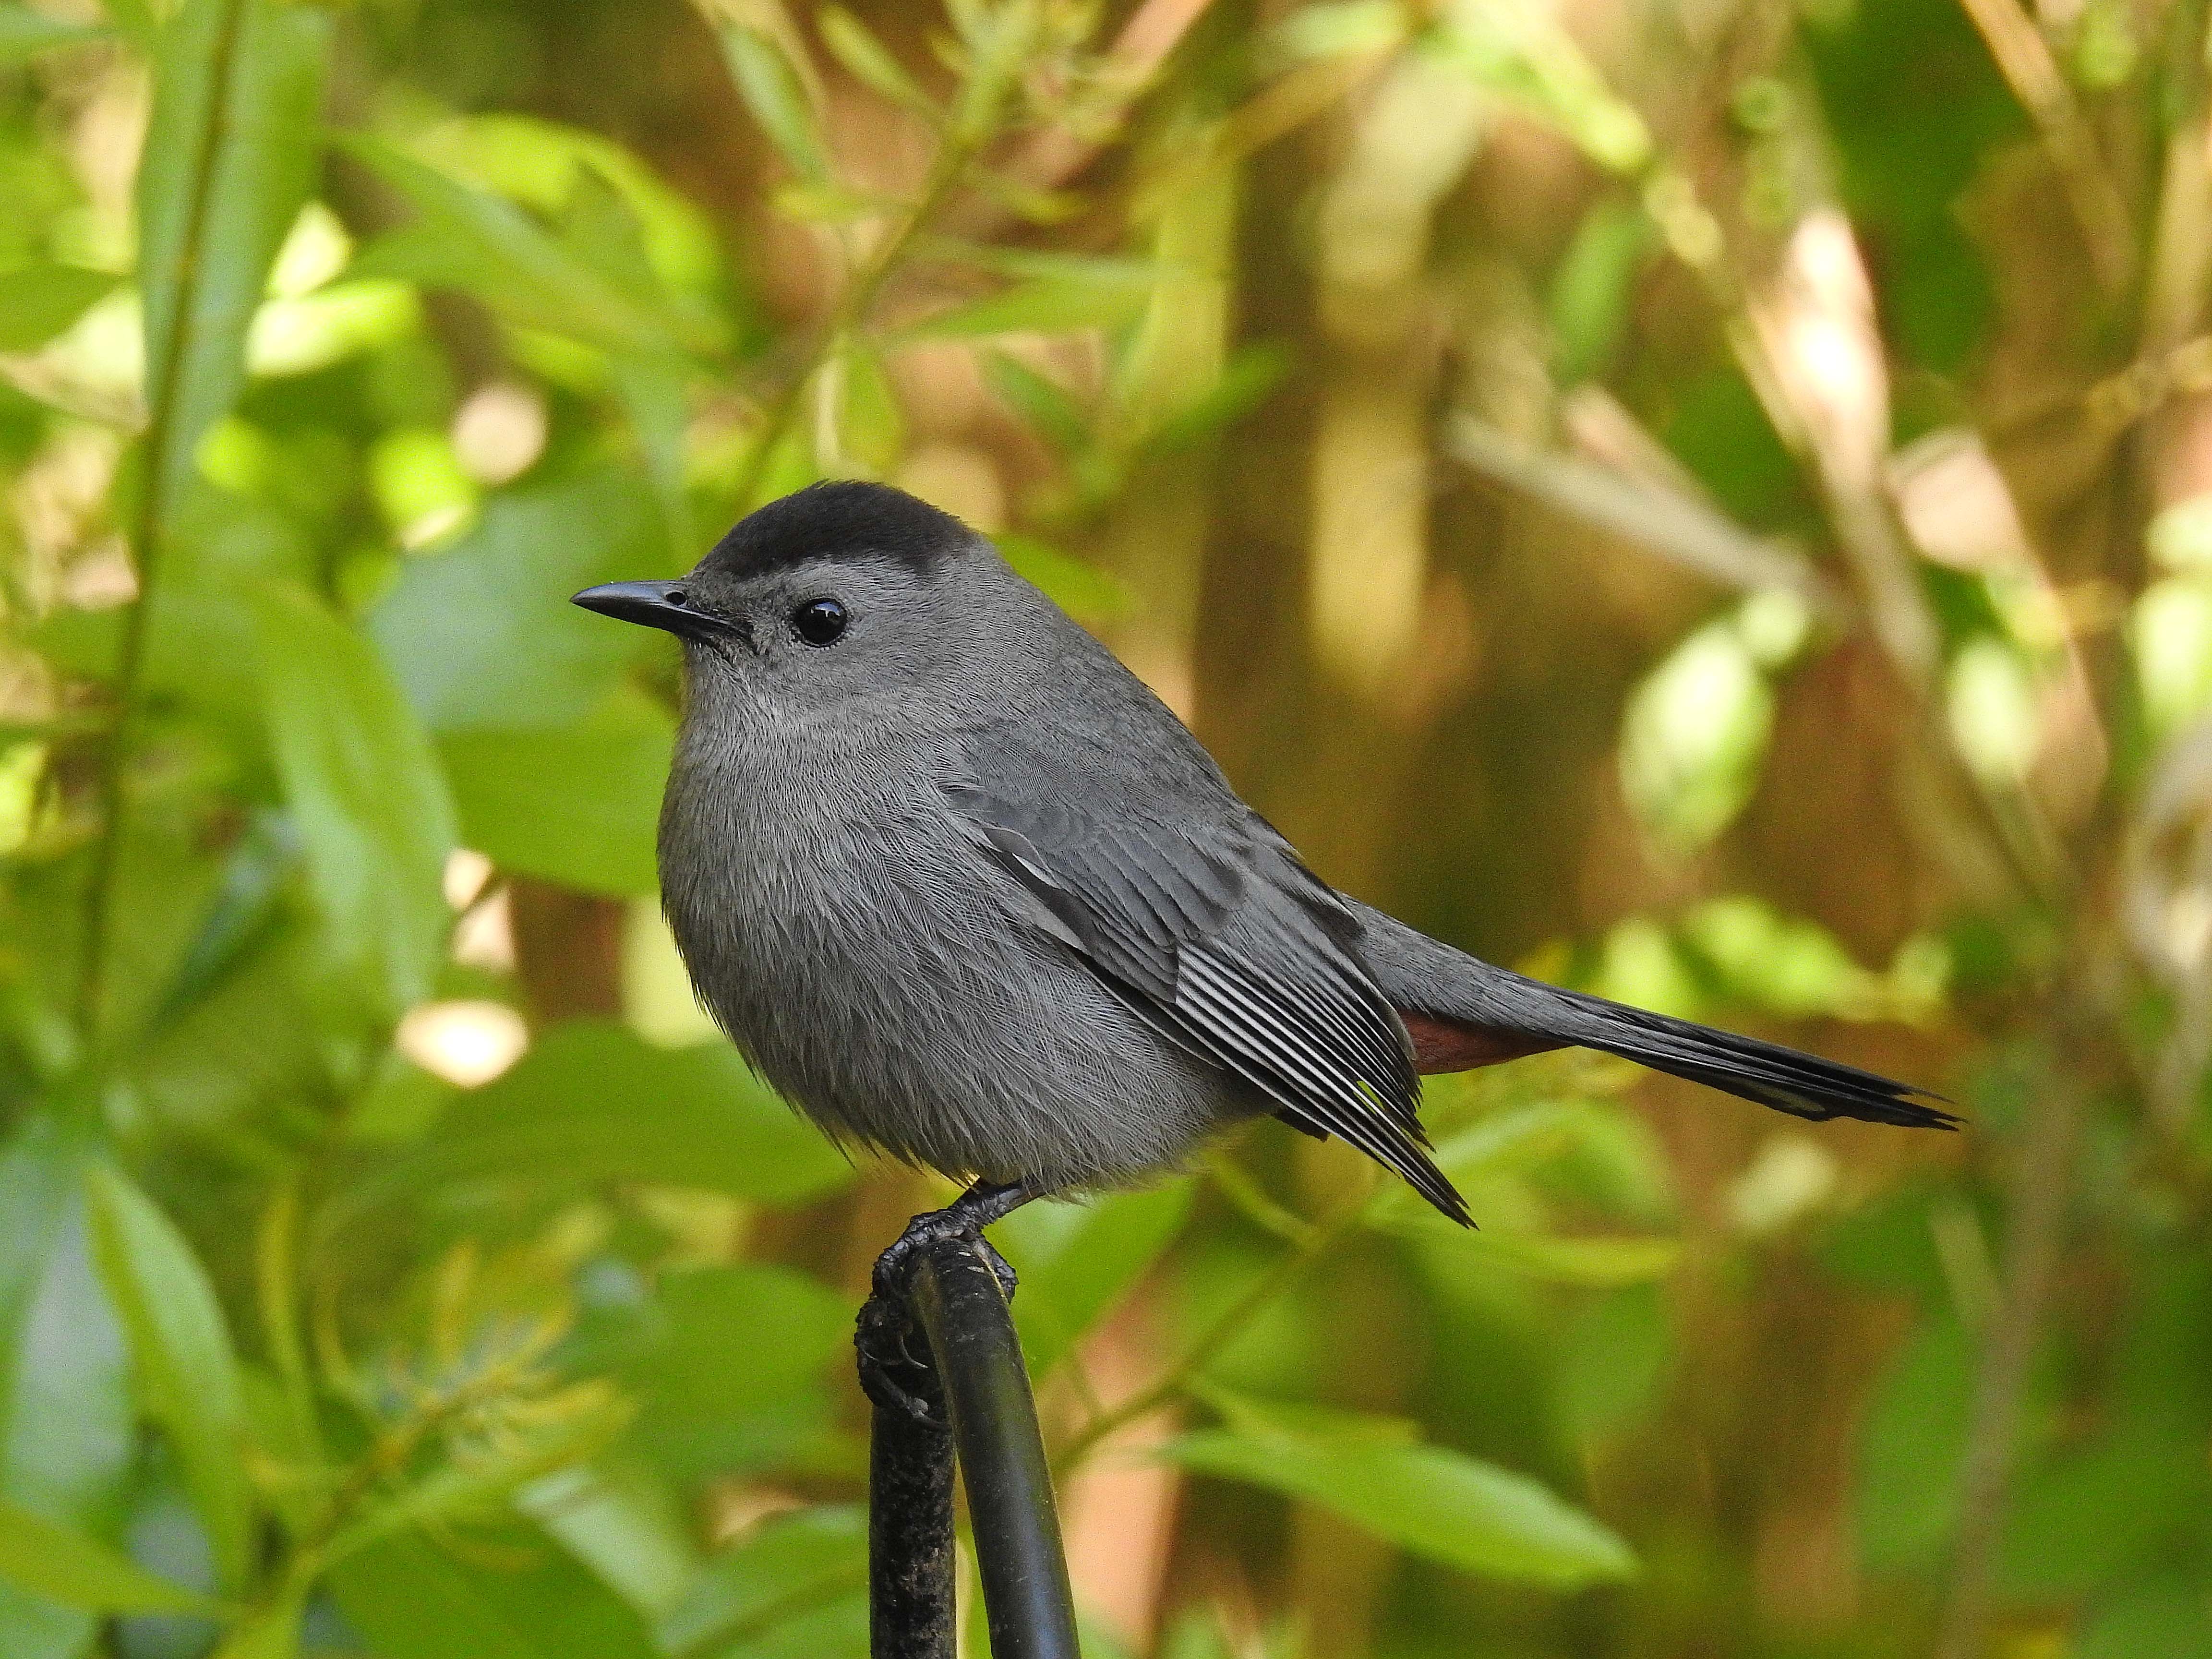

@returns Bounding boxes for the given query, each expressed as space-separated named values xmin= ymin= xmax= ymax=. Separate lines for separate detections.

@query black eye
xmin=791 ymin=597 xmax=847 ymax=646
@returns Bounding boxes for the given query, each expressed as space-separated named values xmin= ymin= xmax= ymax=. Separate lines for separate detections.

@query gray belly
xmin=661 ymin=799 xmax=1247 ymax=1191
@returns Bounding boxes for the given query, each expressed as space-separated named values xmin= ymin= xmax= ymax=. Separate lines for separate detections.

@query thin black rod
xmin=909 ymin=1236 xmax=1082 ymax=1659
xmin=869 ymin=1392 xmax=955 ymax=1659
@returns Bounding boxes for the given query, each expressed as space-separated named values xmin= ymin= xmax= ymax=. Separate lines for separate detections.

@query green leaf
xmin=438 ymin=686 xmax=672 ymax=898
xmin=1996 ymin=1438 xmax=2204 ymax=1598
xmin=138 ymin=0 xmax=330 ymax=517
xmin=995 ymin=535 xmax=1130 ymax=625
xmin=329 ymin=1526 xmax=661 ymax=1659
xmin=370 ymin=469 xmax=667 ymax=733
xmin=719 ymin=25 xmax=830 ymax=183
xmin=982 ymin=350 xmax=1089 ymax=454
xmin=1546 ymin=197 xmax=1651 ymax=383
xmin=1619 ymin=617 xmax=1774 ymax=854
xmin=0 ymin=1118 xmax=134 ymax=1659
xmin=718 ymin=1589 xmax=868 ymax=1659
xmin=1429 ymin=1231 xmax=1680 ymax=1285
xmin=907 ymin=267 xmax=1158 ymax=340
xmin=0 ymin=265 xmax=120 ymax=352
xmin=575 ymin=1265 xmax=852 ymax=1480
xmin=1855 ymin=1312 xmax=1971 ymax=1569
xmin=209 ymin=1591 xmax=302 ymax=1659
xmin=997 ymin=1179 xmax=1193 ymax=1375
xmin=817 ymin=7 xmax=936 ymax=115
xmin=830 ymin=335 xmax=903 ymax=471
xmin=0 ymin=1496 xmax=214 ymax=1616
xmin=252 ymin=580 xmax=456 ymax=1017
xmin=2076 ymin=1572 xmax=2212 ymax=1659
xmin=517 ymin=1464 xmax=698 ymax=1622
xmin=1162 ymin=1391 xmax=1636 ymax=1587
xmin=81 ymin=1162 xmax=252 ymax=1592
xmin=655 ymin=1506 xmax=866 ymax=1656
xmin=339 ymin=136 xmax=709 ymax=358
xmin=322 ymin=1390 xmax=632 ymax=1566
xmin=0 ymin=5 xmax=103 ymax=60
xmin=332 ymin=1022 xmax=853 ymax=1224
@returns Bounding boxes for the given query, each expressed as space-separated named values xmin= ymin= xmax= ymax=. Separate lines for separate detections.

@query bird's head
xmin=574 ymin=481 xmax=1030 ymax=723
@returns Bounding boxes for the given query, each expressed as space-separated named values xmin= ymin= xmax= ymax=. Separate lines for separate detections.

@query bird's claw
xmin=855 ymin=1199 xmax=1022 ymax=1424
xmin=869 ymin=1204 xmax=1019 ymax=1304
xmin=855 ymin=1289 xmax=943 ymax=1425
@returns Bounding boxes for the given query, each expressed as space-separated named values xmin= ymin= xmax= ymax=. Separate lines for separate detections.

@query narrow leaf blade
xmin=82 ymin=1163 xmax=253 ymax=1592
xmin=0 ymin=1497 xmax=215 ymax=1617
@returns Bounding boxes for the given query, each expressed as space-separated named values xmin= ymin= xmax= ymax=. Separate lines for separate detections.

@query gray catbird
xmin=576 ymin=481 xmax=1950 ymax=1273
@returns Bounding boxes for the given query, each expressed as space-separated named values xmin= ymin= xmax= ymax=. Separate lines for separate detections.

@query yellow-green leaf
xmin=0 ymin=1497 xmax=216 ymax=1617
xmin=137 ymin=0 xmax=330 ymax=516
xmin=1162 ymin=1390 xmax=1635 ymax=1587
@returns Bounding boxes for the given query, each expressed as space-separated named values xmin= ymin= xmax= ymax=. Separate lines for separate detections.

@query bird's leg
xmin=855 ymin=1179 xmax=1040 ymax=1423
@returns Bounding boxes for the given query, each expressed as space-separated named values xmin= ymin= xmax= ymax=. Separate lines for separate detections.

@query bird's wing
xmin=944 ymin=740 xmax=1470 ymax=1224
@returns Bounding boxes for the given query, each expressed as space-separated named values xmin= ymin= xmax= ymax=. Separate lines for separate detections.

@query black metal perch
xmin=860 ymin=1232 xmax=1082 ymax=1659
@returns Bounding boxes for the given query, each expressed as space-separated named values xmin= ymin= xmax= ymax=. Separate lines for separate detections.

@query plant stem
xmin=732 ymin=132 xmax=978 ymax=506
xmin=75 ymin=0 xmax=251 ymax=1045
xmin=1052 ymin=1178 xmax=1373 ymax=1474
xmin=1933 ymin=1068 xmax=2083 ymax=1659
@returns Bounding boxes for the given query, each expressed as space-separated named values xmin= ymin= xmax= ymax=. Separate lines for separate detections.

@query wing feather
xmin=946 ymin=758 xmax=1470 ymax=1225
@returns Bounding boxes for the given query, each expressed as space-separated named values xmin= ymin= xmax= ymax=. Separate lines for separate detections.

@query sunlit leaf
xmin=1547 ymin=198 xmax=1651 ymax=382
xmin=252 ymin=581 xmax=456 ymax=1017
xmin=208 ymin=1591 xmax=302 ymax=1659
xmin=831 ymin=334 xmax=904 ymax=471
xmin=0 ymin=1118 xmax=134 ymax=1659
xmin=138 ymin=0 xmax=330 ymax=516
xmin=371 ymin=469 xmax=666 ymax=733
xmin=1619 ymin=617 xmax=1773 ymax=854
xmin=655 ymin=1506 xmax=866 ymax=1655
xmin=322 ymin=1385 xmax=632 ymax=1565
xmin=330 ymin=1526 xmax=661 ymax=1659
xmin=340 ymin=136 xmax=709 ymax=358
xmin=818 ymin=6 xmax=936 ymax=114
xmin=0 ymin=266 xmax=120 ymax=352
xmin=438 ymin=685 xmax=672 ymax=898
xmin=517 ymin=1464 xmax=698 ymax=1622
xmin=906 ymin=265 xmax=1158 ymax=340
xmin=331 ymin=1022 xmax=853 ymax=1225
xmin=82 ymin=1162 xmax=252 ymax=1592
xmin=0 ymin=5 xmax=104 ymax=60
xmin=982 ymin=350 xmax=1089 ymax=454
xmin=994 ymin=534 xmax=1130 ymax=624
xmin=720 ymin=25 xmax=830 ymax=183
xmin=1163 ymin=1390 xmax=1636 ymax=1586
xmin=1431 ymin=0 xmax=1649 ymax=171
xmin=0 ymin=1496 xmax=215 ymax=1615
xmin=574 ymin=1265 xmax=852 ymax=1481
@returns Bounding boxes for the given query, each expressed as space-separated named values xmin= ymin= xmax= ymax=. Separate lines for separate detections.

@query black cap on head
xmin=701 ymin=480 xmax=973 ymax=580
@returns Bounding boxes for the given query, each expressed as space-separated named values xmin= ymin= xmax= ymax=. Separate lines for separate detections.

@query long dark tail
xmin=1347 ymin=901 xmax=1958 ymax=1132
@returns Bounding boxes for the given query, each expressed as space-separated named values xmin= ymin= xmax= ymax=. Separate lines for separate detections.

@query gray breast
xmin=656 ymin=720 xmax=1246 ymax=1191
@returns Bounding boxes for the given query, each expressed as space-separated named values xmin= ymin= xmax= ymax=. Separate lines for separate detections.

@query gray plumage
xmin=577 ymin=481 xmax=1951 ymax=1228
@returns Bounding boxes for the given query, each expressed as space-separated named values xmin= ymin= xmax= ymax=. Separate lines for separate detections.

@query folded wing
xmin=945 ymin=745 xmax=1470 ymax=1225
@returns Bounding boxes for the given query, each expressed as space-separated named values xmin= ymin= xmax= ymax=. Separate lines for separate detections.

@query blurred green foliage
xmin=0 ymin=0 xmax=2209 ymax=1653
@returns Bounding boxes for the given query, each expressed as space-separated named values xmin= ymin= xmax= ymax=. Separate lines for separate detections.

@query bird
xmin=574 ymin=480 xmax=1951 ymax=1309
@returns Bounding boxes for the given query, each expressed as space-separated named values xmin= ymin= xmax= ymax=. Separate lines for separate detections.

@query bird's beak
xmin=572 ymin=579 xmax=689 ymax=629
xmin=572 ymin=579 xmax=747 ymax=648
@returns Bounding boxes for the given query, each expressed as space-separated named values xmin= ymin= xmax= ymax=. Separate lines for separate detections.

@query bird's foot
xmin=854 ymin=1182 xmax=1033 ymax=1424
xmin=855 ymin=1287 xmax=944 ymax=1425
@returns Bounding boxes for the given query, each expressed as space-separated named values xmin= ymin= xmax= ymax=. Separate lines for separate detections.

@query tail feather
xmin=1531 ymin=977 xmax=1957 ymax=1130
xmin=1345 ymin=900 xmax=1956 ymax=1132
